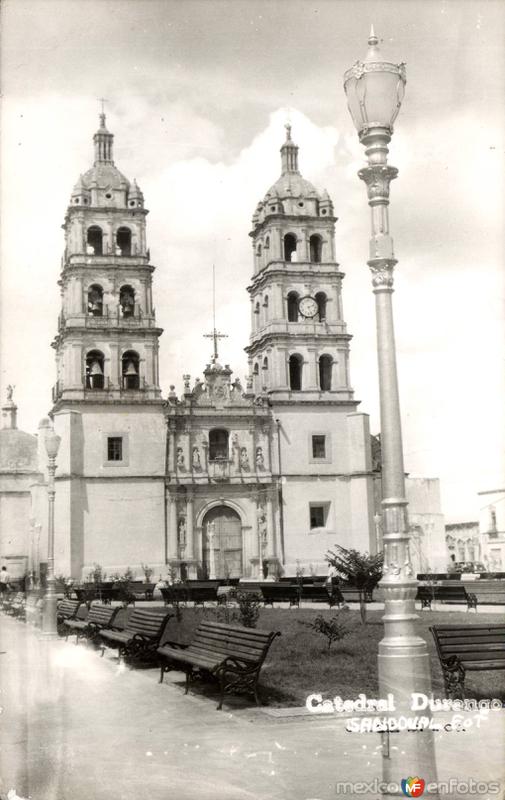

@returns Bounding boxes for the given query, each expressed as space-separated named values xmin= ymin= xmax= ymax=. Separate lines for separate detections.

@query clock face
xmin=298 ymin=296 xmax=318 ymax=318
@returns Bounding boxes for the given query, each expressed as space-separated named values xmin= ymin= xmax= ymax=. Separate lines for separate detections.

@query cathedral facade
xmin=27 ymin=115 xmax=377 ymax=581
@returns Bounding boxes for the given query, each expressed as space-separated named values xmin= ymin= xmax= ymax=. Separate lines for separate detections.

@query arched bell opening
xmin=87 ymin=284 xmax=103 ymax=317
xmin=284 ymin=233 xmax=297 ymax=262
xmin=87 ymin=226 xmax=103 ymax=255
xmin=85 ymin=349 xmax=105 ymax=389
xmin=121 ymin=350 xmax=140 ymax=389
xmin=289 ymin=353 xmax=303 ymax=391
xmin=116 ymin=227 xmax=132 ymax=256
xmin=310 ymin=234 xmax=323 ymax=263
xmin=119 ymin=285 xmax=135 ymax=318
xmin=287 ymin=291 xmax=299 ymax=322
xmin=319 ymin=354 xmax=333 ymax=391
xmin=315 ymin=291 xmax=327 ymax=322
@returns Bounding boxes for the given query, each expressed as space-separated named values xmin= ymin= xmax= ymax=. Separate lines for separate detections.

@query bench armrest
xmin=215 ymin=656 xmax=257 ymax=675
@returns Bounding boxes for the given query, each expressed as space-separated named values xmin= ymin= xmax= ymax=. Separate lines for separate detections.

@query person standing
xmin=0 ymin=566 xmax=12 ymax=596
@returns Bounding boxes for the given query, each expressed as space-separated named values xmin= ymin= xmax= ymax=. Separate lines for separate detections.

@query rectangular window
xmin=107 ymin=437 xmax=123 ymax=462
xmin=310 ymin=504 xmax=327 ymax=529
xmin=312 ymin=435 xmax=326 ymax=459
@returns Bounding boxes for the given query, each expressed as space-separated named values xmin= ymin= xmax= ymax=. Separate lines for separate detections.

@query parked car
xmin=450 ymin=561 xmax=486 ymax=574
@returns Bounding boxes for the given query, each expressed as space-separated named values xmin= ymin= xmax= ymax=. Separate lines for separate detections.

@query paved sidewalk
xmin=0 ymin=616 xmax=503 ymax=800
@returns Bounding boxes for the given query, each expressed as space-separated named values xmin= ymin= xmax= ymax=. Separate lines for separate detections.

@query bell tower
xmin=49 ymin=113 xmax=167 ymax=581
xmin=245 ymin=124 xmax=376 ymax=568
xmin=52 ymin=112 xmax=162 ymax=406
xmin=245 ymin=124 xmax=354 ymax=402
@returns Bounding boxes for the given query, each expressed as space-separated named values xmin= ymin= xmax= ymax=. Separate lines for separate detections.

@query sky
xmin=1 ymin=0 xmax=504 ymax=523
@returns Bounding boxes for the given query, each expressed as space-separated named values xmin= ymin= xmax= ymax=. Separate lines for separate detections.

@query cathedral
xmin=3 ymin=114 xmax=387 ymax=582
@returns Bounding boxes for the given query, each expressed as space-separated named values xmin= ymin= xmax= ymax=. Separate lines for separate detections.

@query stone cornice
xmin=249 ymin=213 xmax=338 ymax=238
xmin=245 ymin=330 xmax=352 ymax=353
xmin=248 ymin=262 xmax=344 ymax=290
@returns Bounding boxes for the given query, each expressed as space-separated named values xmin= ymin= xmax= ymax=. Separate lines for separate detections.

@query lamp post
xmin=344 ymin=28 xmax=438 ymax=793
xmin=41 ymin=427 xmax=61 ymax=637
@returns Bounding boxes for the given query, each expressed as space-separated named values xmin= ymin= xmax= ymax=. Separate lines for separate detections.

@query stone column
xmin=249 ymin=494 xmax=262 ymax=578
xmin=186 ymin=492 xmax=194 ymax=561
xmin=167 ymin=492 xmax=178 ymax=560
xmin=300 ymin=229 xmax=309 ymax=261
xmin=306 ymin=348 xmax=319 ymax=390
xmin=276 ymin=348 xmax=289 ymax=389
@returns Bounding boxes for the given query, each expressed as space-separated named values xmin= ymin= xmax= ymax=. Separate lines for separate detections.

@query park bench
xmin=74 ymin=587 xmax=99 ymax=607
xmin=261 ymin=583 xmax=300 ymax=607
xmin=340 ymin=586 xmax=375 ymax=603
xmin=430 ymin=623 xmax=505 ymax=699
xmin=160 ymin=585 xmax=188 ymax=606
xmin=301 ymin=583 xmax=343 ymax=607
xmin=468 ymin=583 xmax=505 ymax=605
xmin=64 ymin=603 xmax=121 ymax=644
xmin=128 ymin=582 xmax=155 ymax=601
xmin=1 ymin=591 xmax=24 ymax=614
xmin=417 ymin=585 xmax=477 ymax=611
xmin=98 ymin=608 xmax=172 ymax=662
xmin=6 ymin=592 xmax=26 ymax=618
xmin=157 ymin=620 xmax=281 ymax=709
xmin=186 ymin=583 xmax=220 ymax=605
xmin=56 ymin=599 xmax=82 ymax=634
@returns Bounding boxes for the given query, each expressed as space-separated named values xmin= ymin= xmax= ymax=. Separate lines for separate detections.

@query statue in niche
xmin=256 ymin=446 xmax=265 ymax=469
xmin=176 ymin=447 xmax=185 ymax=468
xmin=178 ymin=518 xmax=186 ymax=550
xmin=240 ymin=447 xmax=250 ymax=471
xmin=232 ymin=433 xmax=239 ymax=448
xmin=192 ymin=446 xmax=201 ymax=469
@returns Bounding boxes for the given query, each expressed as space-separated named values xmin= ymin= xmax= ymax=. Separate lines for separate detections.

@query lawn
xmin=160 ymin=605 xmax=505 ymax=707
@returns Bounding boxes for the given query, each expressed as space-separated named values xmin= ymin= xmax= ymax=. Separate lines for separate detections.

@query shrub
xmin=299 ymin=614 xmax=349 ymax=650
xmin=233 ymin=589 xmax=261 ymax=628
xmin=140 ymin=563 xmax=153 ymax=582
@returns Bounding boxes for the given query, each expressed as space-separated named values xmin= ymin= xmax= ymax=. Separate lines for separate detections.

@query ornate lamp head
xmin=344 ymin=26 xmax=406 ymax=139
xmin=45 ymin=429 xmax=62 ymax=459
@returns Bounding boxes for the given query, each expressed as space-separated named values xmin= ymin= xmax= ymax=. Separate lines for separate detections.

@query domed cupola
xmin=263 ymin=124 xmax=322 ymax=218
xmin=78 ymin=113 xmax=130 ymax=207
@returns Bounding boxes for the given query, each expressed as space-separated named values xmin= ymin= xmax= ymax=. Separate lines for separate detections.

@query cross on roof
xmin=203 ymin=264 xmax=227 ymax=361
xmin=203 ymin=328 xmax=228 ymax=361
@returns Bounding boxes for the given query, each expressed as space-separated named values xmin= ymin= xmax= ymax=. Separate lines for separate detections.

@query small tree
xmin=299 ymin=614 xmax=349 ymax=650
xmin=141 ymin=563 xmax=153 ymax=582
xmin=233 ymin=589 xmax=261 ymax=629
xmin=326 ymin=545 xmax=383 ymax=624
xmin=91 ymin=563 xmax=105 ymax=584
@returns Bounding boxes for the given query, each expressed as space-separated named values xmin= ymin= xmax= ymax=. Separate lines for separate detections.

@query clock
xmin=298 ymin=296 xmax=318 ymax=319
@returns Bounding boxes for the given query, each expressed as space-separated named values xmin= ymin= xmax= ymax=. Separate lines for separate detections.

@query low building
xmin=478 ymin=488 xmax=505 ymax=570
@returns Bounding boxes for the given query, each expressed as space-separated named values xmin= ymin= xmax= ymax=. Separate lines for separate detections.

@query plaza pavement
xmin=0 ymin=613 xmax=504 ymax=800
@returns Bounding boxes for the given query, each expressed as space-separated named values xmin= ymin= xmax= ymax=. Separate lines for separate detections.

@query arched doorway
xmin=202 ymin=505 xmax=243 ymax=579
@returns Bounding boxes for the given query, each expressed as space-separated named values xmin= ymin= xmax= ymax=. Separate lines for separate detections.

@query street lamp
xmin=41 ymin=427 xmax=61 ymax=637
xmin=344 ymin=28 xmax=439 ymax=792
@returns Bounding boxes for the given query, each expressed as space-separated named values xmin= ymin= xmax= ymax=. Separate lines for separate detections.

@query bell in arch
xmin=124 ymin=361 xmax=137 ymax=376
xmin=90 ymin=360 xmax=103 ymax=375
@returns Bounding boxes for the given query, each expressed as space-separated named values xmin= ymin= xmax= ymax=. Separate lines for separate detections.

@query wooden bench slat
xmin=194 ymin=633 xmax=271 ymax=647
xmin=190 ymin=640 xmax=264 ymax=661
xmin=197 ymin=621 xmax=274 ymax=639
